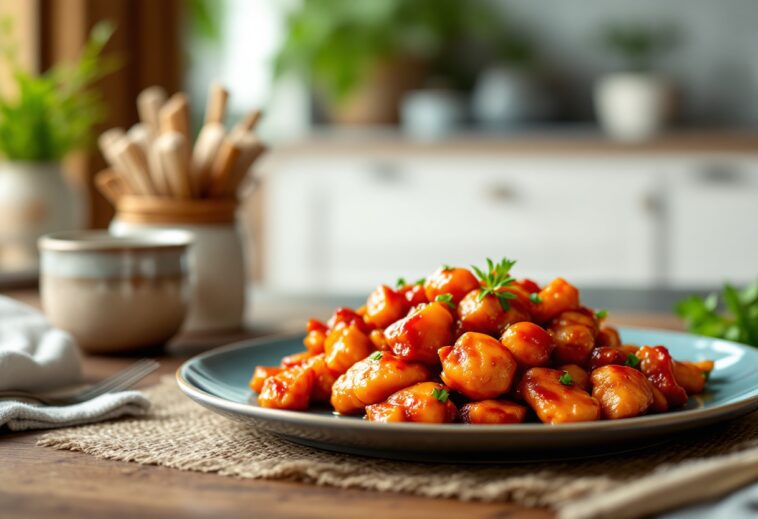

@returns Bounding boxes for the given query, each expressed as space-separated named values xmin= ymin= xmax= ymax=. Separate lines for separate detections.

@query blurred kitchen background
xmin=1 ymin=0 xmax=757 ymax=309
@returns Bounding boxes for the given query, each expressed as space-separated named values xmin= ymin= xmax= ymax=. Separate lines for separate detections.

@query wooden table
xmin=0 ymin=289 xmax=683 ymax=519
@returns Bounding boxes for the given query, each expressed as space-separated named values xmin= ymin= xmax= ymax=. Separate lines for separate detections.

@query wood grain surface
xmin=0 ymin=289 xmax=683 ymax=519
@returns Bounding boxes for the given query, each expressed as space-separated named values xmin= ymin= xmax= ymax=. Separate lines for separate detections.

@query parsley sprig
xmin=471 ymin=257 xmax=518 ymax=311
xmin=559 ymin=371 xmax=574 ymax=386
xmin=625 ymin=353 xmax=640 ymax=368
xmin=435 ymin=293 xmax=455 ymax=309
xmin=431 ymin=387 xmax=449 ymax=403
xmin=369 ymin=351 xmax=383 ymax=361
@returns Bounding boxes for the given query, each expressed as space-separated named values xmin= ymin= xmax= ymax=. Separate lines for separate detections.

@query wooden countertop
xmin=267 ymin=126 xmax=758 ymax=157
xmin=0 ymin=289 xmax=684 ymax=519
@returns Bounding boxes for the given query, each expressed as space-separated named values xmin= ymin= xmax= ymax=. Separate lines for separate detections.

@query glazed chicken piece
xmin=519 ymin=367 xmax=601 ymax=424
xmin=398 ymin=282 xmax=428 ymax=307
xmin=280 ymin=351 xmax=314 ymax=369
xmin=330 ymin=352 xmax=431 ymax=415
xmin=364 ymin=284 xmax=408 ymax=329
xmin=257 ymin=365 xmax=315 ymax=410
xmin=459 ymin=399 xmax=527 ymax=425
xmin=457 ymin=288 xmax=532 ymax=336
xmin=596 ymin=326 xmax=622 ymax=349
xmin=500 ymin=321 xmax=555 ymax=368
xmin=249 ymin=366 xmax=282 ymax=393
xmin=302 ymin=354 xmax=339 ymax=402
xmin=558 ymin=364 xmax=590 ymax=392
xmin=303 ymin=319 xmax=328 ymax=354
xmin=369 ymin=329 xmax=389 ymax=351
xmin=323 ymin=323 xmax=374 ymax=374
xmin=548 ymin=308 xmax=598 ymax=366
xmin=423 ymin=266 xmax=480 ymax=305
xmin=673 ymin=361 xmax=710 ymax=395
xmin=365 ymin=382 xmax=457 ymax=423
xmin=531 ymin=277 xmax=580 ymax=324
xmin=327 ymin=307 xmax=372 ymax=334
xmin=439 ymin=332 xmax=518 ymax=400
xmin=385 ymin=301 xmax=454 ymax=365
xmin=637 ymin=346 xmax=688 ymax=408
xmin=590 ymin=365 xmax=654 ymax=419
xmin=588 ymin=346 xmax=628 ymax=370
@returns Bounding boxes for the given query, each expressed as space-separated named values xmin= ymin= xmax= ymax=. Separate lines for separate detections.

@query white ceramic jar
xmin=39 ymin=230 xmax=192 ymax=354
xmin=594 ymin=73 xmax=673 ymax=142
xmin=0 ymin=162 xmax=84 ymax=271
xmin=109 ymin=197 xmax=246 ymax=333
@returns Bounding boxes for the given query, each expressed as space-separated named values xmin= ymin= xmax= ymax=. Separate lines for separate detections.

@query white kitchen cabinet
xmin=263 ymin=153 xmax=664 ymax=293
xmin=666 ymin=156 xmax=758 ymax=287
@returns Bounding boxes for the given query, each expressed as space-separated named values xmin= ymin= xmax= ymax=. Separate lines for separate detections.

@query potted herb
xmin=0 ymin=20 xmax=116 ymax=270
xmin=274 ymin=0 xmax=501 ymax=125
xmin=594 ymin=22 xmax=677 ymax=142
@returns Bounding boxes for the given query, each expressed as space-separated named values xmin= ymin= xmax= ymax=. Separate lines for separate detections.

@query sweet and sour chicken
xmin=250 ymin=257 xmax=713 ymax=425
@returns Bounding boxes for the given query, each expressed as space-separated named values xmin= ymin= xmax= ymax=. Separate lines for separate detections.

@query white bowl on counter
xmin=38 ymin=230 xmax=193 ymax=354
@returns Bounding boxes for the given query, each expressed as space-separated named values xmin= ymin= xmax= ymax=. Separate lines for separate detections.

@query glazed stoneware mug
xmin=38 ymin=230 xmax=193 ymax=354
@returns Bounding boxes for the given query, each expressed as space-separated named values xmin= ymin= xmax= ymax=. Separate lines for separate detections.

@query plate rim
xmin=176 ymin=326 xmax=758 ymax=435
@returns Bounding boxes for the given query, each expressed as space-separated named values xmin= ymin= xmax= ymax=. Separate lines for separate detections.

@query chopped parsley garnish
xmin=529 ymin=293 xmax=542 ymax=304
xmin=431 ymin=387 xmax=449 ymax=403
xmin=435 ymin=293 xmax=455 ymax=309
xmin=559 ymin=371 xmax=574 ymax=386
xmin=368 ymin=351 xmax=383 ymax=361
xmin=441 ymin=264 xmax=452 ymax=271
xmin=414 ymin=277 xmax=426 ymax=286
xmin=702 ymin=370 xmax=711 ymax=381
xmin=471 ymin=257 xmax=518 ymax=311
xmin=595 ymin=309 xmax=609 ymax=320
xmin=395 ymin=277 xmax=407 ymax=288
xmin=625 ymin=353 xmax=641 ymax=368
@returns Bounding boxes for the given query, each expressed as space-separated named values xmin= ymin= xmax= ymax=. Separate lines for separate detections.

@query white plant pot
xmin=0 ymin=162 xmax=84 ymax=270
xmin=594 ymin=73 xmax=672 ymax=142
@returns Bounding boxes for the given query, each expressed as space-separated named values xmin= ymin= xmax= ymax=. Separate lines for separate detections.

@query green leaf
xmin=414 ymin=278 xmax=426 ymax=286
xmin=471 ymin=257 xmax=518 ymax=311
xmin=559 ymin=371 xmax=574 ymax=386
xmin=431 ymin=387 xmax=449 ymax=403
xmin=595 ymin=309 xmax=608 ymax=320
xmin=368 ymin=351 xmax=383 ymax=361
xmin=435 ymin=293 xmax=455 ymax=309
xmin=529 ymin=293 xmax=542 ymax=304
xmin=625 ymin=354 xmax=640 ymax=368
xmin=396 ymin=277 xmax=407 ymax=289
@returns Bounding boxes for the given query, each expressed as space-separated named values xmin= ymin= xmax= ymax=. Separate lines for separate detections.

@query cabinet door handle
xmin=695 ymin=163 xmax=744 ymax=186
xmin=484 ymin=184 xmax=519 ymax=203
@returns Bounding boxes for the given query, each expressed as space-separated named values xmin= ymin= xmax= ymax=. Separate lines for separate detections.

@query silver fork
xmin=0 ymin=359 xmax=160 ymax=406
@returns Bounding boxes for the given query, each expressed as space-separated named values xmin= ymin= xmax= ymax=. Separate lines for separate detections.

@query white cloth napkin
xmin=0 ymin=296 xmax=150 ymax=431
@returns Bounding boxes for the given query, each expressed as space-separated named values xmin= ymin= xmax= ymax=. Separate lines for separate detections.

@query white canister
xmin=109 ymin=196 xmax=246 ymax=333
xmin=0 ymin=162 xmax=84 ymax=270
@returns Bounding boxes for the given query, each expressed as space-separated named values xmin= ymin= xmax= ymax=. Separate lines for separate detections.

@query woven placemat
xmin=38 ymin=377 xmax=758 ymax=519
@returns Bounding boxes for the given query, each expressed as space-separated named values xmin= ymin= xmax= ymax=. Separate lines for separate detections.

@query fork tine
xmin=74 ymin=360 xmax=153 ymax=400
xmin=75 ymin=359 xmax=158 ymax=401
xmin=101 ymin=362 xmax=160 ymax=395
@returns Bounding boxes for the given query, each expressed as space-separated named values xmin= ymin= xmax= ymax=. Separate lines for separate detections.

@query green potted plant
xmin=0 ymin=20 xmax=116 ymax=271
xmin=594 ymin=22 xmax=678 ymax=142
xmin=274 ymin=0 xmax=501 ymax=124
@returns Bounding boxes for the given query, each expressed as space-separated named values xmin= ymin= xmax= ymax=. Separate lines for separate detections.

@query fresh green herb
xmin=595 ymin=309 xmax=608 ymax=320
xmin=431 ymin=387 xmax=449 ymax=403
xmin=0 ymin=19 xmax=119 ymax=160
xmin=625 ymin=354 xmax=640 ymax=368
xmin=529 ymin=293 xmax=542 ymax=304
xmin=435 ymin=293 xmax=455 ymax=309
xmin=559 ymin=371 xmax=574 ymax=386
xmin=414 ymin=278 xmax=426 ymax=286
xmin=441 ymin=264 xmax=452 ymax=271
xmin=396 ymin=277 xmax=407 ymax=289
xmin=675 ymin=280 xmax=758 ymax=347
xmin=702 ymin=370 xmax=711 ymax=381
xmin=369 ymin=351 xmax=383 ymax=361
xmin=471 ymin=257 xmax=518 ymax=311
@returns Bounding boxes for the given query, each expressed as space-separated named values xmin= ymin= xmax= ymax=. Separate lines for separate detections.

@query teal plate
xmin=177 ymin=328 xmax=758 ymax=462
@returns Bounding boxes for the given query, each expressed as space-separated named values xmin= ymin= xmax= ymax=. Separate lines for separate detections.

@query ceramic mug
xmin=39 ymin=230 xmax=193 ymax=354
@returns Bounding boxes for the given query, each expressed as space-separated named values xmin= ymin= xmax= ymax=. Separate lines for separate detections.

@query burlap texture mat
xmin=38 ymin=377 xmax=758 ymax=519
